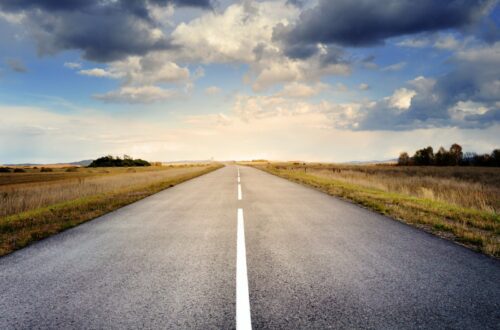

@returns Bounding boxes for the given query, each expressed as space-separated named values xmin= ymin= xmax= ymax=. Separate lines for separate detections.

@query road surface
xmin=1 ymin=165 xmax=499 ymax=329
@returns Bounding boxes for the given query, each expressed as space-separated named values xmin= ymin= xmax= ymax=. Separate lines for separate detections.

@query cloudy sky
xmin=0 ymin=0 xmax=498 ymax=163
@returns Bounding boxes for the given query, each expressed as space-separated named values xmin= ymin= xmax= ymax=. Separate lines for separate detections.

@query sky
xmin=0 ymin=0 xmax=499 ymax=163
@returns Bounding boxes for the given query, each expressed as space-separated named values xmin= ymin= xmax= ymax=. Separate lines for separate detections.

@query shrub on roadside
xmin=88 ymin=155 xmax=151 ymax=167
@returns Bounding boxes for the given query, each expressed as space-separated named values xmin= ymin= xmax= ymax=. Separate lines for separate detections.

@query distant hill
xmin=68 ymin=159 xmax=93 ymax=166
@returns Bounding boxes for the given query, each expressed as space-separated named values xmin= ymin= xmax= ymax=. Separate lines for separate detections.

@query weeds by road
xmin=0 ymin=164 xmax=222 ymax=256
xmin=248 ymin=162 xmax=500 ymax=257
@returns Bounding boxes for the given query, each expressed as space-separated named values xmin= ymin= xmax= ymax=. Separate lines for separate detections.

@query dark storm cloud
xmin=0 ymin=0 xmax=90 ymax=11
xmin=28 ymin=10 xmax=173 ymax=62
xmin=0 ymin=0 xmax=212 ymax=62
xmin=283 ymin=43 xmax=318 ymax=59
xmin=276 ymin=0 xmax=495 ymax=58
xmin=0 ymin=0 xmax=211 ymax=12
xmin=285 ymin=0 xmax=304 ymax=7
xmin=167 ymin=0 xmax=212 ymax=7
xmin=351 ymin=46 xmax=500 ymax=131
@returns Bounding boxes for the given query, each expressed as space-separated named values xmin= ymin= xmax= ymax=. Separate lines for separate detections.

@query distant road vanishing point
xmin=1 ymin=165 xmax=499 ymax=329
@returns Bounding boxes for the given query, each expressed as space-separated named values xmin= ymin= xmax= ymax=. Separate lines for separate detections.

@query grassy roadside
xmin=0 ymin=165 xmax=223 ymax=256
xmin=251 ymin=164 xmax=499 ymax=257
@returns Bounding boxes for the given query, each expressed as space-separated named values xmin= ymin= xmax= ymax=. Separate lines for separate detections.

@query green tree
xmin=491 ymin=149 xmax=500 ymax=167
xmin=413 ymin=146 xmax=434 ymax=165
xmin=435 ymin=147 xmax=450 ymax=166
xmin=449 ymin=143 xmax=463 ymax=165
xmin=398 ymin=152 xmax=410 ymax=165
xmin=88 ymin=155 xmax=150 ymax=167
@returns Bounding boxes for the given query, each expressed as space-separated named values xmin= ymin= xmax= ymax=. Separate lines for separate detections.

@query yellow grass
xmin=1 ymin=166 xmax=212 ymax=217
xmin=306 ymin=167 xmax=498 ymax=212
xmin=0 ymin=164 xmax=222 ymax=256
xmin=248 ymin=162 xmax=500 ymax=257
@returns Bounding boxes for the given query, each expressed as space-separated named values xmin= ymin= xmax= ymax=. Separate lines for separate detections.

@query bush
xmin=13 ymin=168 xmax=26 ymax=173
xmin=65 ymin=167 xmax=79 ymax=172
xmin=0 ymin=167 xmax=12 ymax=173
xmin=40 ymin=167 xmax=53 ymax=172
xmin=88 ymin=155 xmax=151 ymax=167
xmin=413 ymin=146 xmax=434 ymax=165
xmin=398 ymin=152 xmax=410 ymax=166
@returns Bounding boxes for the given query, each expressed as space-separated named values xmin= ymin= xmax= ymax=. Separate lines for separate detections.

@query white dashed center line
xmin=236 ymin=208 xmax=252 ymax=330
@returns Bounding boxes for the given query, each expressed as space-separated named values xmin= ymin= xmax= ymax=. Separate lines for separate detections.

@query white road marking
xmin=238 ymin=176 xmax=240 ymax=183
xmin=238 ymin=184 xmax=242 ymax=200
xmin=237 ymin=167 xmax=240 ymax=177
xmin=237 ymin=208 xmax=252 ymax=330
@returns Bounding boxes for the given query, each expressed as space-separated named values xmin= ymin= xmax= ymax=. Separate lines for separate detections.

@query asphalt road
xmin=1 ymin=165 xmax=499 ymax=329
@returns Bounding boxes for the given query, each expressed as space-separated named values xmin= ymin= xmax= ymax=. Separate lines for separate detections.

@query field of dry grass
xmin=1 ymin=166 xmax=215 ymax=217
xmin=292 ymin=163 xmax=500 ymax=212
xmin=247 ymin=162 xmax=500 ymax=257
xmin=0 ymin=165 xmax=196 ymax=185
xmin=0 ymin=164 xmax=222 ymax=256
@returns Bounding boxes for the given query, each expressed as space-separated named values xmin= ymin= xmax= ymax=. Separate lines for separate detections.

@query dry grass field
xmin=0 ymin=165 xmax=188 ymax=185
xmin=247 ymin=162 xmax=500 ymax=257
xmin=0 ymin=164 xmax=222 ymax=256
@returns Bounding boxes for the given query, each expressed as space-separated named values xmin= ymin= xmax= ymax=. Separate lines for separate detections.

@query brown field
xmin=278 ymin=163 xmax=500 ymax=212
xmin=0 ymin=164 xmax=222 ymax=256
xmin=247 ymin=162 xmax=500 ymax=257
xmin=0 ymin=164 xmax=203 ymax=185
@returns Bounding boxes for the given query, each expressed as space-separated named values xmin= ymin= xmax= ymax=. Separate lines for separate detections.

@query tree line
xmin=88 ymin=155 xmax=151 ymax=167
xmin=398 ymin=144 xmax=500 ymax=167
